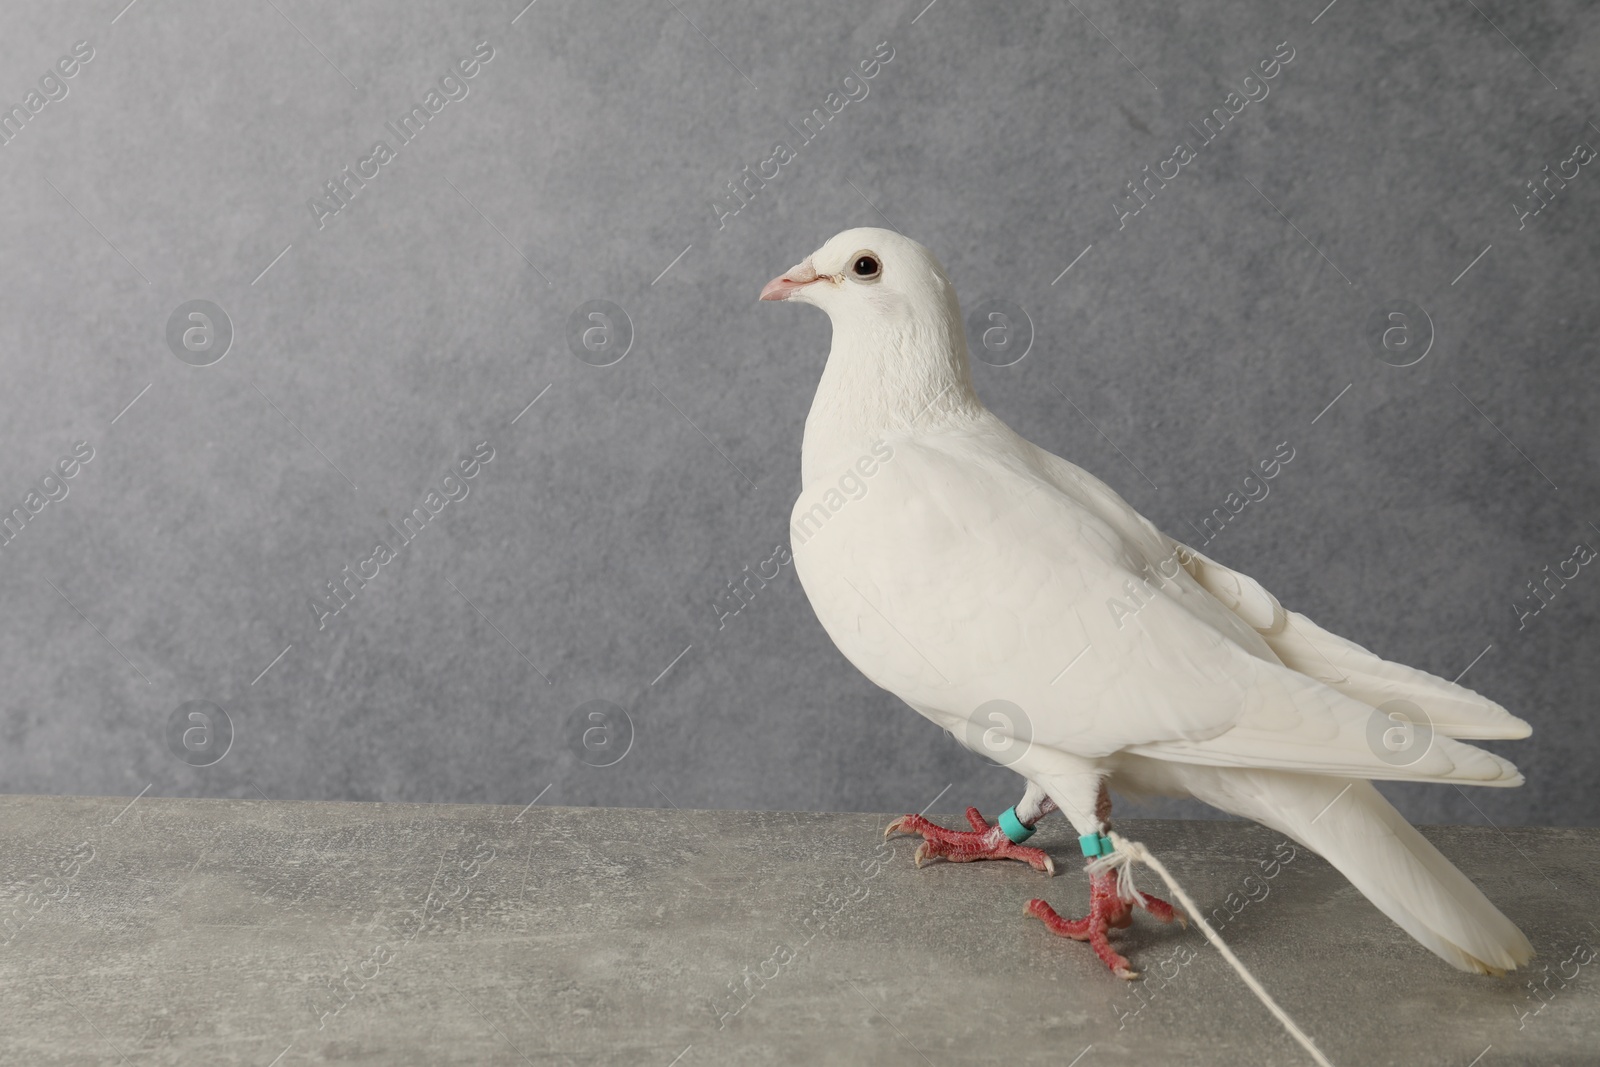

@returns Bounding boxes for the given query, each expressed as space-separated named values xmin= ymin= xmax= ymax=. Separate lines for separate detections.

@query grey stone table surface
xmin=0 ymin=795 xmax=1596 ymax=1067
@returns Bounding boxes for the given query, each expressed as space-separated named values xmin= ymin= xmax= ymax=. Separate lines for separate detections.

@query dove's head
xmin=761 ymin=228 xmax=979 ymax=421
xmin=759 ymin=227 xmax=962 ymax=336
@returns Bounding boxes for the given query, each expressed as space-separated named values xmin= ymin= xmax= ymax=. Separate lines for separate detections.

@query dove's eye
xmin=850 ymin=253 xmax=881 ymax=280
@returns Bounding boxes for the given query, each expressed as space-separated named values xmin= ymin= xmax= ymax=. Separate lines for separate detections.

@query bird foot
xmin=884 ymin=807 xmax=1055 ymax=875
xmin=1026 ymin=869 xmax=1186 ymax=980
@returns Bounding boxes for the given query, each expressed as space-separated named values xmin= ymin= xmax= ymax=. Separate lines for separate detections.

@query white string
xmin=1086 ymin=842 xmax=1148 ymax=905
xmin=1105 ymin=831 xmax=1335 ymax=1067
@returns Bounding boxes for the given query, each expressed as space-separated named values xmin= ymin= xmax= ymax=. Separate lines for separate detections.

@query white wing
xmin=1177 ymin=542 xmax=1530 ymax=740
xmin=792 ymin=420 xmax=1521 ymax=786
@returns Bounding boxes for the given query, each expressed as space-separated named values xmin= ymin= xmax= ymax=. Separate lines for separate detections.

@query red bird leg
xmin=885 ymin=804 xmax=1056 ymax=875
xmin=1027 ymin=865 xmax=1186 ymax=980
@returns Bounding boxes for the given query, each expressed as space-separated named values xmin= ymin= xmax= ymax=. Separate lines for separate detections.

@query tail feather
xmin=1193 ymin=769 xmax=1534 ymax=974
xmin=1177 ymin=542 xmax=1531 ymax=741
xmin=1269 ymin=610 xmax=1531 ymax=741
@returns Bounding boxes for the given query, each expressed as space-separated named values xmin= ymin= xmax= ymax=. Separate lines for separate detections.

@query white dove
xmin=761 ymin=227 xmax=1534 ymax=979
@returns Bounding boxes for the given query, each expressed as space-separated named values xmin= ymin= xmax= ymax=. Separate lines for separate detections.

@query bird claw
xmin=1029 ymin=871 xmax=1186 ymax=980
xmin=887 ymin=808 xmax=1057 ymax=875
xmin=1136 ymin=892 xmax=1186 ymax=928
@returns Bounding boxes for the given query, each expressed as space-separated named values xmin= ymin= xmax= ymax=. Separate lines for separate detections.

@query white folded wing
xmin=792 ymin=418 xmax=1527 ymax=786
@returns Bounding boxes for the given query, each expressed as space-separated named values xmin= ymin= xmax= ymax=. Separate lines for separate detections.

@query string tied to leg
xmin=1101 ymin=831 xmax=1335 ymax=1067
xmin=1084 ymin=833 xmax=1148 ymax=908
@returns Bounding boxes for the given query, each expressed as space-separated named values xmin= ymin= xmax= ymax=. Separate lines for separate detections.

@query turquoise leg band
xmin=1079 ymin=832 xmax=1115 ymax=858
xmin=998 ymin=807 xmax=1034 ymax=843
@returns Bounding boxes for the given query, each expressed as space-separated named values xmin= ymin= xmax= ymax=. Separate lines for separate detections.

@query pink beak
xmin=759 ymin=258 xmax=821 ymax=302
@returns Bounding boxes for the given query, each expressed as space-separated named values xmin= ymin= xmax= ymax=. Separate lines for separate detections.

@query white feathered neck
xmin=800 ymin=266 xmax=984 ymax=487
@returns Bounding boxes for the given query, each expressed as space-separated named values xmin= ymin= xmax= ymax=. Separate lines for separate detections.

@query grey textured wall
xmin=0 ymin=0 xmax=1594 ymax=828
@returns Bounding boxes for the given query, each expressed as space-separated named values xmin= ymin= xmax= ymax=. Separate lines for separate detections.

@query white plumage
xmin=762 ymin=227 xmax=1534 ymax=975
